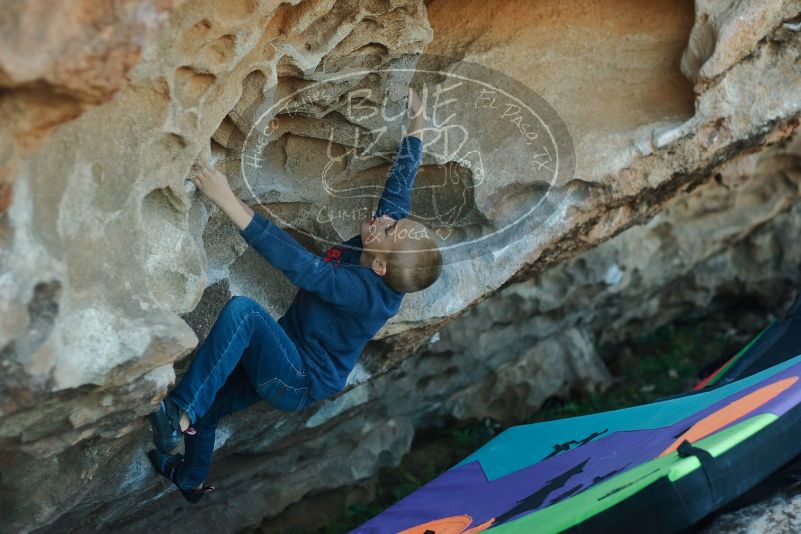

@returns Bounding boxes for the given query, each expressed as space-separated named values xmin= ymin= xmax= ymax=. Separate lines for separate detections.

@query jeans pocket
xmin=257 ymin=378 xmax=307 ymax=412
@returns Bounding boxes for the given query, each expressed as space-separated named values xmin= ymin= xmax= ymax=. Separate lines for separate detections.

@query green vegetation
xmin=310 ymin=316 xmax=760 ymax=533
xmin=530 ymin=321 xmax=733 ymax=423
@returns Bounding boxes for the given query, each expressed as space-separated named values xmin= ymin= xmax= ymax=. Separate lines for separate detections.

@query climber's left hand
xmin=191 ymin=165 xmax=234 ymax=206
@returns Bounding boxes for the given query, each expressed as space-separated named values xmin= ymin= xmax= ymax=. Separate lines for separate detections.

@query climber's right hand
xmin=407 ymin=87 xmax=425 ymax=141
xmin=408 ymin=87 xmax=423 ymax=117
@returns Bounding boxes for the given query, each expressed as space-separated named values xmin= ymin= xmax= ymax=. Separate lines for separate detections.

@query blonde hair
xmin=383 ymin=226 xmax=443 ymax=293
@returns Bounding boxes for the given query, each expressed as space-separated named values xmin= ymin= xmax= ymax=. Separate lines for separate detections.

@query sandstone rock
xmin=681 ymin=0 xmax=799 ymax=88
xmin=0 ymin=0 xmax=183 ymax=211
xmin=441 ymin=326 xmax=610 ymax=424
xmin=703 ymin=487 xmax=801 ymax=534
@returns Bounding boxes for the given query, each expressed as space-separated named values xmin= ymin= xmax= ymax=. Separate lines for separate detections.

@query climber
xmin=146 ymin=87 xmax=442 ymax=502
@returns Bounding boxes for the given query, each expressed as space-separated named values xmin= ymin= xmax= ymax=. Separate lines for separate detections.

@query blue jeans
xmin=166 ymin=295 xmax=314 ymax=489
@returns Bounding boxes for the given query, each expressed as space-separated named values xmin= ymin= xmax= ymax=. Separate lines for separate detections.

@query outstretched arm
xmin=407 ymin=87 xmax=425 ymax=141
xmin=191 ymin=165 xmax=372 ymax=309
xmin=190 ymin=166 xmax=255 ymax=231
xmin=237 ymin=210 xmax=372 ymax=309
xmin=374 ymin=87 xmax=426 ymax=220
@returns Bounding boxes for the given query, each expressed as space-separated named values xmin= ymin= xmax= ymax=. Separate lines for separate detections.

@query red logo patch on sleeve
xmin=323 ymin=246 xmax=343 ymax=267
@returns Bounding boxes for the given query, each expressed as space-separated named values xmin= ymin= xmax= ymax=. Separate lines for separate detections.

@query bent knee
xmin=223 ymin=295 xmax=262 ymax=318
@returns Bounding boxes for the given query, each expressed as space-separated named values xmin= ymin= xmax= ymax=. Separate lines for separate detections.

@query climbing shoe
xmin=147 ymin=397 xmax=189 ymax=454
xmin=147 ymin=449 xmax=215 ymax=504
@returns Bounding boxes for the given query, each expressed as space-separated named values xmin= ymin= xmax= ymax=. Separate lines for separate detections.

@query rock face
xmin=703 ymin=488 xmax=801 ymax=534
xmin=1 ymin=0 xmax=800 ymax=532
xmin=0 ymin=0 xmax=186 ymax=212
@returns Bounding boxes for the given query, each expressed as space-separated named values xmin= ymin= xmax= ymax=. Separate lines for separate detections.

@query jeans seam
xmin=186 ymin=309 xmax=259 ymax=421
xmin=257 ymin=376 xmax=307 ymax=393
xmin=257 ymin=377 xmax=275 ymax=392
xmin=254 ymin=311 xmax=305 ymax=379
xmin=293 ymin=385 xmax=308 ymax=411
xmin=257 ymin=377 xmax=308 ymax=411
